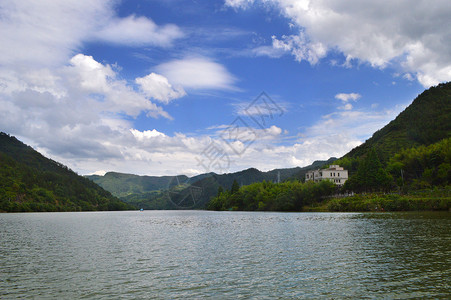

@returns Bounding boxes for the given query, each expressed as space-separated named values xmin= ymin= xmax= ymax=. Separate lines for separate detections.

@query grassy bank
xmin=304 ymin=189 xmax=451 ymax=212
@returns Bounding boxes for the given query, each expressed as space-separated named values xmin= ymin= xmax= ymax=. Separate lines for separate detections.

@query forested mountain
xmin=87 ymin=172 xmax=188 ymax=198
xmin=0 ymin=132 xmax=131 ymax=212
xmin=211 ymin=137 xmax=451 ymax=212
xmin=87 ymin=158 xmax=336 ymax=209
xmin=344 ymin=82 xmax=451 ymax=164
xmin=208 ymin=82 xmax=451 ymax=212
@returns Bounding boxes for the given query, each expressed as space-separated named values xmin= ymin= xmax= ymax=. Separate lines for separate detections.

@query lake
xmin=1 ymin=211 xmax=450 ymax=299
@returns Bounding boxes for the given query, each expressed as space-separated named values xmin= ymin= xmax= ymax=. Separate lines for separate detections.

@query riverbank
xmin=304 ymin=191 xmax=451 ymax=212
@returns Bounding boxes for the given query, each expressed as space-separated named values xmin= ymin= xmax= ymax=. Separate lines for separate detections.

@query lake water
xmin=1 ymin=211 xmax=450 ymax=299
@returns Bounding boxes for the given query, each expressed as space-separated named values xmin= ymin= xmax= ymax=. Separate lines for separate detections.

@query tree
xmin=344 ymin=148 xmax=392 ymax=192
xmin=230 ymin=179 xmax=240 ymax=194
xmin=217 ymin=186 xmax=224 ymax=197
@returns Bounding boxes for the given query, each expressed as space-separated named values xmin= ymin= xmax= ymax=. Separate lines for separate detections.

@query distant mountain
xmin=87 ymin=158 xmax=336 ymax=210
xmin=344 ymin=82 xmax=451 ymax=164
xmin=87 ymin=172 xmax=188 ymax=198
xmin=0 ymin=132 xmax=132 ymax=212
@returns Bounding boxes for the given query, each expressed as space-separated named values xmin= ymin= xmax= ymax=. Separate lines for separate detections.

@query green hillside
xmin=344 ymin=82 xmax=451 ymax=164
xmin=208 ymin=83 xmax=451 ymax=212
xmin=88 ymin=159 xmax=335 ymax=210
xmin=87 ymin=172 xmax=188 ymax=198
xmin=0 ymin=132 xmax=132 ymax=212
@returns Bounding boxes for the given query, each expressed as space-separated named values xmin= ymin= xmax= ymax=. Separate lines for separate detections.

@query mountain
xmin=87 ymin=172 xmax=189 ymax=198
xmin=0 ymin=132 xmax=132 ymax=212
xmin=207 ymin=83 xmax=451 ymax=212
xmin=87 ymin=158 xmax=336 ymax=209
xmin=344 ymin=82 xmax=451 ymax=164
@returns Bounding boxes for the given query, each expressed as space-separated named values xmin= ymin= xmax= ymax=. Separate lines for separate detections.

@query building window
xmin=330 ymin=172 xmax=332 ymax=177
xmin=338 ymin=173 xmax=340 ymax=177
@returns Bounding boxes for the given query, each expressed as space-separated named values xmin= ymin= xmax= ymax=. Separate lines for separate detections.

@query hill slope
xmin=344 ymin=82 xmax=451 ymax=163
xmin=88 ymin=158 xmax=336 ymax=209
xmin=0 ymin=132 xmax=131 ymax=212
xmin=87 ymin=172 xmax=188 ymax=198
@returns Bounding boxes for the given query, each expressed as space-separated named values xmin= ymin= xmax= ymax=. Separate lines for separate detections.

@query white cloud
xmin=403 ymin=73 xmax=414 ymax=81
xmin=226 ymin=0 xmax=451 ymax=87
xmin=130 ymin=129 xmax=166 ymax=140
xmin=335 ymin=93 xmax=361 ymax=102
xmin=225 ymin=0 xmax=255 ymax=8
xmin=272 ymin=33 xmax=327 ymax=65
xmin=339 ymin=103 xmax=353 ymax=110
xmin=0 ymin=53 xmax=174 ymax=171
xmin=0 ymin=1 xmax=182 ymax=72
xmin=95 ymin=15 xmax=184 ymax=47
xmin=136 ymin=73 xmax=186 ymax=104
xmin=252 ymin=45 xmax=285 ymax=58
xmin=66 ymin=54 xmax=170 ymax=118
xmin=155 ymin=57 xmax=237 ymax=90
xmin=0 ymin=0 xmax=111 ymax=68
xmin=68 ymin=54 xmax=116 ymax=94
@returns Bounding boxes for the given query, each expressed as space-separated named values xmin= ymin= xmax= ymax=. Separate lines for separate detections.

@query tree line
xmin=208 ymin=137 xmax=451 ymax=211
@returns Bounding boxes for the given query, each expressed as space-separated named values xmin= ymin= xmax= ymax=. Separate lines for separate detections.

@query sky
xmin=0 ymin=0 xmax=450 ymax=176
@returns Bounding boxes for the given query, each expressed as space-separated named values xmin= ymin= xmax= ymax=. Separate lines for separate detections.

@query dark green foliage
xmin=230 ymin=179 xmax=240 ymax=194
xmin=207 ymin=180 xmax=336 ymax=211
xmin=335 ymin=83 xmax=450 ymax=194
xmin=327 ymin=189 xmax=451 ymax=212
xmin=87 ymin=172 xmax=187 ymax=198
xmin=344 ymin=82 xmax=451 ymax=164
xmin=328 ymin=156 xmax=360 ymax=175
xmin=387 ymin=137 xmax=451 ymax=190
xmin=344 ymin=148 xmax=393 ymax=193
xmin=0 ymin=132 xmax=133 ymax=212
xmin=88 ymin=160 xmax=334 ymax=210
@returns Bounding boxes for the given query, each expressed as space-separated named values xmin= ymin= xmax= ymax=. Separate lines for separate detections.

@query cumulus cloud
xmin=66 ymin=54 xmax=171 ymax=118
xmin=0 ymin=53 xmax=173 ymax=170
xmin=130 ymin=129 xmax=166 ymax=140
xmin=226 ymin=0 xmax=451 ymax=87
xmin=155 ymin=57 xmax=237 ymax=90
xmin=136 ymin=73 xmax=186 ymax=104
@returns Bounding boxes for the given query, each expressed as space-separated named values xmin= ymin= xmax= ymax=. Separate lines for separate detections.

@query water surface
xmin=1 ymin=211 xmax=450 ymax=299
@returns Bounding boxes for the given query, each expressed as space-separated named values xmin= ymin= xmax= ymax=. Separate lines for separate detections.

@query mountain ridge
xmin=344 ymin=82 xmax=451 ymax=164
xmin=86 ymin=158 xmax=337 ymax=209
xmin=0 ymin=132 xmax=131 ymax=212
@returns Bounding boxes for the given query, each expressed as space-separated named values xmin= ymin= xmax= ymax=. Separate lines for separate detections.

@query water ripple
xmin=0 ymin=211 xmax=450 ymax=299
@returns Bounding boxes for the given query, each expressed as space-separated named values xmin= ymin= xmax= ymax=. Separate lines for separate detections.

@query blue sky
xmin=0 ymin=0 xmax=449 ymax=176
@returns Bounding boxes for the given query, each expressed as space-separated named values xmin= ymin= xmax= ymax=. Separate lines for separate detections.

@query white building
xmin=305 ymin=165 xmax=348 ymax=186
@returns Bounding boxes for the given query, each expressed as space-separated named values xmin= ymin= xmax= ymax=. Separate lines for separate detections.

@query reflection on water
xmin=1 ymin=211 xmax=450 ymax=298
